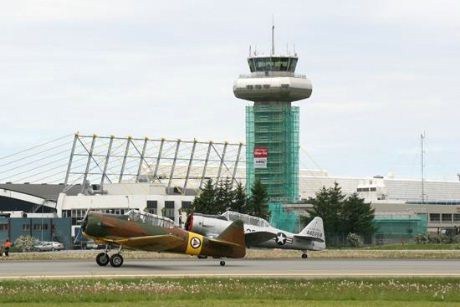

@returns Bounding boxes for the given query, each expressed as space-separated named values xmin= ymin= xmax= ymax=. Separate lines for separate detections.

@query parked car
xmin=33 ymin=241 xmax=64 ymax=252
xmin=85 ymin=240 xmax=99 ymax=249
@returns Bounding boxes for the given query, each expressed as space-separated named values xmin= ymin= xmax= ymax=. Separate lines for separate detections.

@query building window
xmin=0 ymin=224 xmax=8 ymax=231
xmin=62 ymin=210 xmax=71 ymax=218
xmin=181 ymin=201 xmax=192 ymax=210
xmin=146 ymin=200 xmax=158 ymax=214
xmin=442 ymin=214 xmax=452 ymax=222
xmin=429 ymin=214 xmax=440 ymax=222
xmin=164 ymin=201 xmax=175 ymax=219
xmin=22 ymin=224 xmax=30 ymax=231
xmin=454 ymin=214 xmax=460 ymax=222
xmin=33 ymin=224 xmax=49 ymax=231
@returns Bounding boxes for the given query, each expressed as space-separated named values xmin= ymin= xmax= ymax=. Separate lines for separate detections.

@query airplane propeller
xmin=73 ymin=208 xmax=91 ymax=245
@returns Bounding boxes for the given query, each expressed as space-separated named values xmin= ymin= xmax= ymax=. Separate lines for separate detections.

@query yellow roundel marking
xmin=186 ymin=232 xmax=204 ymax=256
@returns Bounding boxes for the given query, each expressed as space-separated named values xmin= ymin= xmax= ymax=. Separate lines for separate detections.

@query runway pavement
xmin=1 ymin=259 xmax=460 ymax=279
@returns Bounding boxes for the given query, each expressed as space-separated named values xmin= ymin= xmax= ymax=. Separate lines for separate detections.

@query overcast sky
xmin=0 ymin=1 xmax=459 ymax=181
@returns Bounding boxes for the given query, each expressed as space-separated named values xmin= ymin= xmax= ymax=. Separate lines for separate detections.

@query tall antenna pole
xmin=420 ymin=132 xmax=425 ymax=203
xmin=271 ymin=17 xmax=275 ymax=56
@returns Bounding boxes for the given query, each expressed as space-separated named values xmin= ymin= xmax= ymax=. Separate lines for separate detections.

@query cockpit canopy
xmin=126 ymin=210 xmax=175 ymax=228
xmin=222 ymin=211 xmax=271 ymax=228
xmin=248 ymin=56 xmax=298 ymax=73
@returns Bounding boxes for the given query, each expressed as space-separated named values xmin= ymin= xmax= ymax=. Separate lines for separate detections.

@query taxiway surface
xmin=1 ymin=259 xmax=459 ymax=278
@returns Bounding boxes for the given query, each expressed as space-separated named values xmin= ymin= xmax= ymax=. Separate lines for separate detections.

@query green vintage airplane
xmin=81 ymin=209 xmax=246 ymax=267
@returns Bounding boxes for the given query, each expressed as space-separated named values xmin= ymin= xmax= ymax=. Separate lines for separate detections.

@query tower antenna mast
xmin=420 ymin=132 xmax=425 ymax=203
xmin=271 ymin=17 xmax=275 ymax=55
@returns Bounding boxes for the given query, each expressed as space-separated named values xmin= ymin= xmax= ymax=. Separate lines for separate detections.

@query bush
xmin=415 ymin=234 xmax=428 ymax=244
xmin=427 ymin=234 xmax=442 ymax=244
xmin=452 ymin=235 xmax=460 ymax=244
xmin=347 ymin=233 xmax=363 ymax=248
xmin=14 ymin=235 xmax=36 ymax=252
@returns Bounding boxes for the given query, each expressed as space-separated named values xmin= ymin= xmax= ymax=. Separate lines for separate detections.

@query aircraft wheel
xmin=110 ymin=253 xmax=124 ymax=267
xmin=96 ymin=252 xmax=109 ymax=266
xmin=220 ymin=260 xmax=226 ymax=266
xmin=301 ymin=253 xmax=308 ymax=259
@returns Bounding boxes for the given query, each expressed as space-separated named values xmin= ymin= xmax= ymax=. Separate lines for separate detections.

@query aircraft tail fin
xmin=209 ymin=220 xmax=246 ymax=257
xmin=217 ymin=220 xmax=245 ymax=246
xmin=297 ymin=217 xmax=325 ymax=242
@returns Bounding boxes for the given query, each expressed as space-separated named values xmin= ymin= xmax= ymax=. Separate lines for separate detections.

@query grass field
xmin=0 ymin=278 xmax=459 ymax=306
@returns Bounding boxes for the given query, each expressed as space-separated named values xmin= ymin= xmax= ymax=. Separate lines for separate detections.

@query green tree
xmin=306 ymin=183 xmax=375 ymax=246
xmin=192 ymin=179 xmax=217 ymax=214
xmin=247 ymin=179 xmax=270 ymax=220
xmin=307 ymin=182 xmax=345 ymax=243
xmin=340 ymin=193 xmax=375 ymax=237
xmin=214 ymin=177 xmax=234 ymax=213
xmin=230 ymin=182 xmax=248 ymax=213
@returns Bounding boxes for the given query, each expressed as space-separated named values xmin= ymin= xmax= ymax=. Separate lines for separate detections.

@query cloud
xmin=0 ymin=1 xmax=458 ymax=180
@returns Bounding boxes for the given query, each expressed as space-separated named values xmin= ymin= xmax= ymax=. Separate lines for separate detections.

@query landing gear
xmin=96 ymin=245 xmax=124 ymax=267
xmin=197 ymin=255 xmax=208 ymax=259
xmin=220 ymin=260 xmax=226 ymax=266
xmin=110 ymin=254 xmax=124 ymax=267
xmin=96 ymin=252 xmax=109 ymax=266
xmin=301 ymin=252 xmax=308 ymax=259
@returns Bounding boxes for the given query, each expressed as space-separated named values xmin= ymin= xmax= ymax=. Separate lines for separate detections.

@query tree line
xmin=305 ymin=182 xmax=375 ymax=245
xmin=191 ymin=178 xmax=270 ymax=220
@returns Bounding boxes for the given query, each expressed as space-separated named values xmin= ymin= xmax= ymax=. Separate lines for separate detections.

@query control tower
xmin=233 ymin=30 xmax=312 ymax=203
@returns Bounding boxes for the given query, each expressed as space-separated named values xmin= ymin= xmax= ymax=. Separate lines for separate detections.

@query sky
xmin=0 ymin=1 xmax=459 ymax=181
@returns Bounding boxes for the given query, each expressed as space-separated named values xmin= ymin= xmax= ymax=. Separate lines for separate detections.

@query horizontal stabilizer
xmin=108 ymin=235 xmax=185 ymax=251
xmin=245 ymin=231 xmax=276 ymax=246
xmin=293 ymin=234 xmax=324 ymax=243
xmin=208 ymin=238 xmax=242 ymax=249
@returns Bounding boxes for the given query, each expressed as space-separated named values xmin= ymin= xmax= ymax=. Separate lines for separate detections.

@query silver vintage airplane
xmin=185 ymin=211 xmax=325 ymax=258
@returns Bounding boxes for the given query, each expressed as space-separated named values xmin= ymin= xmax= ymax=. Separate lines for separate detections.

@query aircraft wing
xmin=245 ymin=231 xmax=276 ymax=246
xmin=104 ymin=235 xmax=185 ymax=251
xmin=293 ymin=235 xmax=325 ymax=243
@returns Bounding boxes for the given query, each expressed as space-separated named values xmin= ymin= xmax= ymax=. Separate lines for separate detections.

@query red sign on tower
xmin=253 ymin=147 xmax=268 ymax=168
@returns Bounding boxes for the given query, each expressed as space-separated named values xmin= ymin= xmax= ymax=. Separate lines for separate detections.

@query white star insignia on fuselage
xmin=276 ymin=232 xmax=287 ymax=245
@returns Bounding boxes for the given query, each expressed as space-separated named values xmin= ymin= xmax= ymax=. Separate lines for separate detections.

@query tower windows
xmin=248 ymin=57 xmax=298 ymax=72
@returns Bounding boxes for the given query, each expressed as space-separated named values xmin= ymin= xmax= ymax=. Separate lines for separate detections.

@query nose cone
xmin=81 ymin=214 xmax=89 ymax=233
xmin=80 ymin=210 xmax=91 ymax=233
